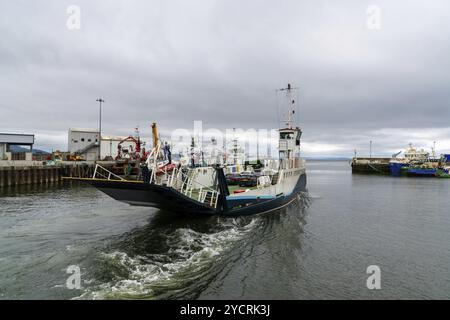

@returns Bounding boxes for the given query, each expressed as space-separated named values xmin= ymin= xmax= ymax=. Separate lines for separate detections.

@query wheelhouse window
xmin=280 ymin=132 xmax=294 ymax=139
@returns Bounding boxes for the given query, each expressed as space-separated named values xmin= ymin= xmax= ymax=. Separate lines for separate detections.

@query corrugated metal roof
xmin=0 ymin=133 xmax=35 ymax=144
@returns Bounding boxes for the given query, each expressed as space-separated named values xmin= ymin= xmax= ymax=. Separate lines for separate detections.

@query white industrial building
xmin=68 ymin=128 xmax=135 ymax=160
xmin=68 ymin=128 xmax=101 ymax=161
xmin=100 ymin=135 xmax=133 ymax=160
xmin=0 ymin=133 xmax=35 ymax=161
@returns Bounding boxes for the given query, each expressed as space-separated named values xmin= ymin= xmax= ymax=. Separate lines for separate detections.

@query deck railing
xmin=155 ymin=166 xmax=220 ymax=209
xmin=92 ymin=164 xmax=125 ymax=181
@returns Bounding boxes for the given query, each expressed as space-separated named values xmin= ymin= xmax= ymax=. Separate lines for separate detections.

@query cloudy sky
xmin=1 ymin=0 xmax=449 ymax=157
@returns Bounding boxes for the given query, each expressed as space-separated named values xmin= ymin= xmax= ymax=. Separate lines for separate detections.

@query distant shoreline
xmin=304 ymin=157 xmax=351 ymax=161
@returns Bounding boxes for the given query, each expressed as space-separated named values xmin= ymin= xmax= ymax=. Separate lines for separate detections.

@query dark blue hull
xmin=407 ymin=168 xmax=437 ymax=177
xmin=70 ymin=173 xmax=307 ymax=216
xmin=389 ymin=162 xmax=409 ymax=176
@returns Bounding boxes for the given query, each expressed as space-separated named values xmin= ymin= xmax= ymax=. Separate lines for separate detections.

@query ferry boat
xmin=65 ymin=84 xmax=307 ymax=216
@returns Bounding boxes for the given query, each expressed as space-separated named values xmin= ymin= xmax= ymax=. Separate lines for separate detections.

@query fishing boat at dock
xmin=388 ymin=145 xmax=450 ymax=177
xmin=64 ymin=84 xmax=307 ymax=216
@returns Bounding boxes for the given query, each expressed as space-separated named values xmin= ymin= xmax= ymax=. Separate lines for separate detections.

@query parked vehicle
xmin=238 ymin=171 xmax=259 ymax=187
xmin=226 ymin=173 xmax=241 ymax=185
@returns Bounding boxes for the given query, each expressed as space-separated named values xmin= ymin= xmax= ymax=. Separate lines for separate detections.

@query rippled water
xmin=1 ymin=161 xmax=450 ymax=299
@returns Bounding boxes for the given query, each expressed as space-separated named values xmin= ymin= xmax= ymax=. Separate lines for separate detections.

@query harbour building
xmin=0 ymin=133 xmax=35 ymax=161
xmin=68 ymin=128 xmax=137 ymax=160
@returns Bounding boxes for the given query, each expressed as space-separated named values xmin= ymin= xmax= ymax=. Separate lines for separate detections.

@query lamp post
xmin=432 ymin=141 xmax=436 ymax=160
xmin=369 ymin=140 xmax=372 ymax=159
xmin=96 ymin=98 xmax=105 ymax=160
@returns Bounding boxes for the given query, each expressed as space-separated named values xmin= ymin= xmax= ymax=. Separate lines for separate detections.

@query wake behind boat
xmin=64 ymin=84 xmax=307 ymax=216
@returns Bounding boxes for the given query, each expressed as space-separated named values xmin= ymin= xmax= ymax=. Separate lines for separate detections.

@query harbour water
xmin=1 ymin=161 xmax=450 ymax=299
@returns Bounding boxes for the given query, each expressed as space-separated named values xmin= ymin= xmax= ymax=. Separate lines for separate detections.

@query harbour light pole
xmin=96 ymin=98 xmax=105 ymax=160
xmin=369 ymin=140 xmax=372 ymax=159
xmin=433 ymin=141 xmax=436 ymax=159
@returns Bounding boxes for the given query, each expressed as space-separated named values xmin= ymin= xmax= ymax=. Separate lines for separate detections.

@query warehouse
xmin=0 ymin=133 xmax=35 ymax=161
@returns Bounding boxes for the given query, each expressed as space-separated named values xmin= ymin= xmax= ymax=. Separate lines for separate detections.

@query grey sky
xmin=1 ymin=0 xmax=449 ymax=157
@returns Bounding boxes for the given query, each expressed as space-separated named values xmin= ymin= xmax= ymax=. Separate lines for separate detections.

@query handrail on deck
xmin=155 ymin=166 xmax=220 ymax=209
xmin=93 ymin=164 xmax=126 ymax=181
xmin=143 ymin=143 xmax=221 ymax=209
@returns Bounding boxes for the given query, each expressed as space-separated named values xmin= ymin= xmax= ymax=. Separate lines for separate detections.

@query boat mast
xmin=276 ymin=83 xmax=301 ymax=170
xmin=287 ymin=84 xmax=292 ymax=129
xmin=278 ymin=83 xmax=297 ymax=129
